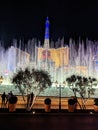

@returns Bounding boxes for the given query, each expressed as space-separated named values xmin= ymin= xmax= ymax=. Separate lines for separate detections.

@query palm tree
xmin=66 ymin=75 xmax=97 ymax=110
xmin=12 ymin=67 xmax=52 ymax=110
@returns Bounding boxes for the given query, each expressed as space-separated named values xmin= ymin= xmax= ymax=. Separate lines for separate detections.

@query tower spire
xmin=44 ymin=17 xmax=50 ymax=48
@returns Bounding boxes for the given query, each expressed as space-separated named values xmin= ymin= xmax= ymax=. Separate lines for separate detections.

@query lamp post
xmin=59 ymin=84 xmax=61 ymax=111
xmin=55 ymin=81 xmax=66 ymax=112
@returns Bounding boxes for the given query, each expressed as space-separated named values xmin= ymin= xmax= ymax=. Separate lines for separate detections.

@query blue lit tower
xmin=44 ymin=17 xmax=50 ymax=48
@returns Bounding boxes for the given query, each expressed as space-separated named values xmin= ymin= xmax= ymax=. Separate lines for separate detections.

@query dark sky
xmin=0 ymin=0 xmax=98 ymax=44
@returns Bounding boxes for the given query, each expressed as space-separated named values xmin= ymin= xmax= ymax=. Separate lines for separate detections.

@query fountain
xmin=0 ymin=38 xmax=98 ymax=96
xmin=0 ymin=17 xmax=98 ymax=97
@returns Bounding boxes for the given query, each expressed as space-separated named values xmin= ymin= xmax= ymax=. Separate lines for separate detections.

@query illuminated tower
xmin=38 ymin=17 xmax=69 ymax=68
xmin=44 ymin=17 xmax=50 ymax=48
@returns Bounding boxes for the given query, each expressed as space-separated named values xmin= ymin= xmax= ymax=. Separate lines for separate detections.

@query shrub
xmin=68 ymin=99 xmax=76 ymax=105
xmin=9 ymin=96 xmax=18 ymax=104
xmin=44 ymin=98 xmax=51 ymax=105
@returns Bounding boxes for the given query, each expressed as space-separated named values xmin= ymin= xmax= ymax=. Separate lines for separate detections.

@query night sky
xmin=0 ymin=0 xmax=97 ymax=45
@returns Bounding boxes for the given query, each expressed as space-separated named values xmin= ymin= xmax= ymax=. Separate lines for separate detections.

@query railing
xmin=0 ymin=96 xmax=94 ymax=109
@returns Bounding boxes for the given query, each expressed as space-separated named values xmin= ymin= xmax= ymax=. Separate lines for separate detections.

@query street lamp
xmin=55 ymin=81 xmax=66 ymax=112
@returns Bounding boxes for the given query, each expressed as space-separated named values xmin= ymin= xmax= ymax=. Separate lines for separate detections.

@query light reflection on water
xmin=0 ymin=84 xmax=98 ymax=98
